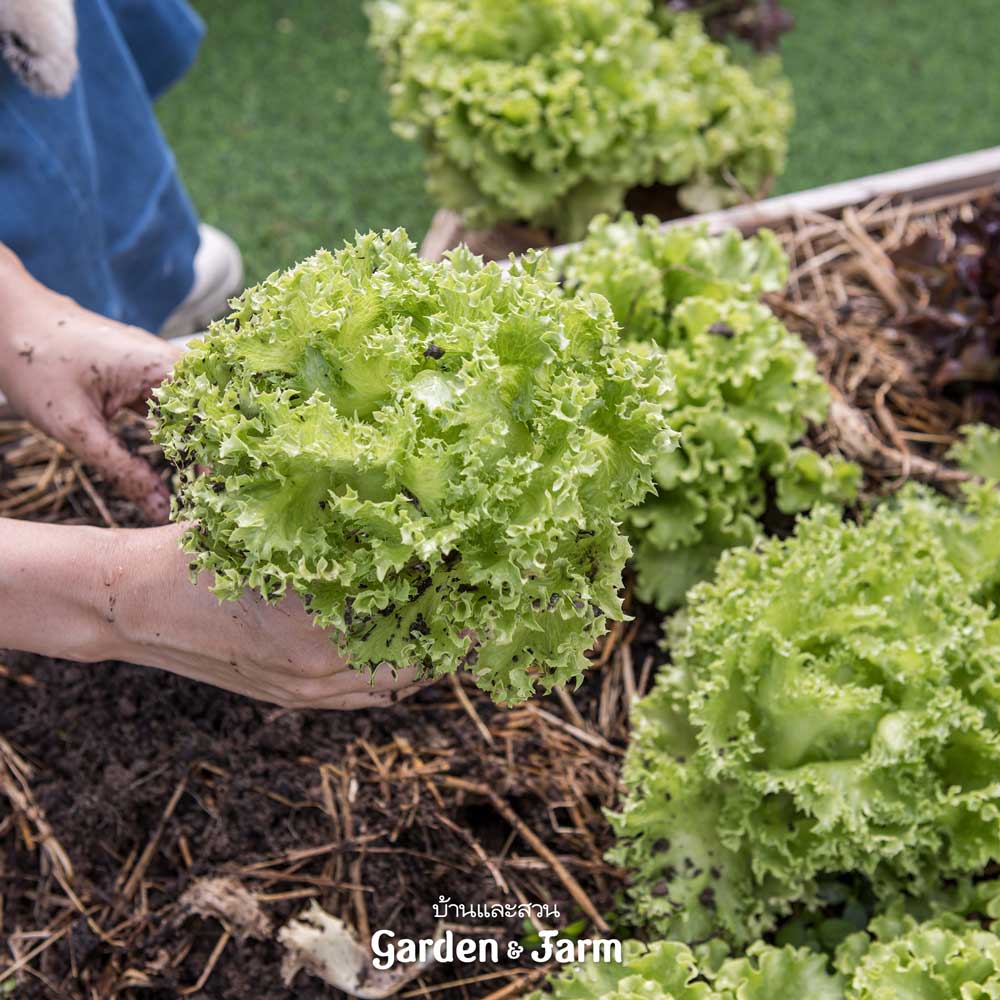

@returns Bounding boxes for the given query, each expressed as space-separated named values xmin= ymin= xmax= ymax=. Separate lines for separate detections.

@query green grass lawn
xmin=158 ymin=0 xmax=1000 ymax=285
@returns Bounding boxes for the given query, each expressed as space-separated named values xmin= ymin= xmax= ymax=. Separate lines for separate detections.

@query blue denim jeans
xmin=0 ymin=0 xmax=204 ymax=331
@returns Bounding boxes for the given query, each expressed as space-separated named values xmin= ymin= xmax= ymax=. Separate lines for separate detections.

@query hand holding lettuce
xmin=153 ymin=230 xmax=675 ymax=703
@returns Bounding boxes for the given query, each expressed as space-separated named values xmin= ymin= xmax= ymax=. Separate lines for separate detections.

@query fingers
xmin=68 ymin=416 xmax=171 ymax=524
xmin=307 ymin=690 xmax=407 ymax=711
xmin=278 ymin=664 xmax=432 ymax=711
xmin=370 ymin=663 xmax=424 ymax=692
xmin=298 ymin=678 xmax=431 ymax=711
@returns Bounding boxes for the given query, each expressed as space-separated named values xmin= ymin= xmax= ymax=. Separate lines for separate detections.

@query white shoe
xmin=159 ymin=224 xmax=244 ymax=341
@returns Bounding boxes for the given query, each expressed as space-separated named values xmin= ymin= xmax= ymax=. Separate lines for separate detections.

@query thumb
xmin=70 ymin=416 xmax=171 ymax=525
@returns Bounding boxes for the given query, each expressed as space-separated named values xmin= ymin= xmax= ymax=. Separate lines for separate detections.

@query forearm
xmin=0 ymin=242 xmax=44 ymax=325
xmin=0 ymin=516 xmax=418 ymax=707
xmin=0 ymin=517 xmax=121 ymax=661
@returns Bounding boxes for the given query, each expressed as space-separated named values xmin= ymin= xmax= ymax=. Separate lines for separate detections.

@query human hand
xmin=0 ymin=254 xmax=179 ymax=523
xmin=0 ymin=518 xmax=426 ymax=709
xmin=101 ymin=523 xmax=426 ymax=709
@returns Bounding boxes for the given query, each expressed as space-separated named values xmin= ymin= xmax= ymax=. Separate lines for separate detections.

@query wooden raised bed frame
xmin=538 ymin=146 xmax=1000 ymax=265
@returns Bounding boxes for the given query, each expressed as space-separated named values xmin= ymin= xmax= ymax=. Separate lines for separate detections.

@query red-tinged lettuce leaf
xmin=659 ymin=0 xmax=795 ymax=52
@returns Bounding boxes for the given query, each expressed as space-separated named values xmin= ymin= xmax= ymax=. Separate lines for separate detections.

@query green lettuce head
xmin=609 ymin=484 xmax=1000 ymax=945
xmin=562 ymin=214 xmax=858 ymax=609
xmin=837 ymin=906 xmax=1000 ymax=998
xmin=152 ymin=230 xmax=676 ymax=703
xmin=367 ymin=0 xmax=791 ymax=239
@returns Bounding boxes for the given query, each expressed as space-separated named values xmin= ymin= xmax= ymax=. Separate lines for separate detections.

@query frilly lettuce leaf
xmin=715 ymin=942 xmax=843 ymax=999
xmin=367 ymin=1 xmax=791 ymax=238
xmin=152 ymin=229 xmax=676 ymax=703
xmin=523 ymin=912 xmax=1000 ymax=999
xmin=609 ymin=484 xmax=1000 ymax=945
xmin=524 ymin=938 xmax=843 ymax=1000
xmin=949 ymin=423 xmax=1000 ymax=481
xmin=561 ymin=214 xmax=858 ymax=609
xmin=561 ymin=215 xmax=788 ymax=344
xmin=837 ymin=913 xmax=1000 ymax=999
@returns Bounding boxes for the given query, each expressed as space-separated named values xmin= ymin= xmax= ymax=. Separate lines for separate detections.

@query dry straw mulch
xmin=770 ymin=183 xmax=1000 ymax=498
xmin=0 ymin=412 xmax=164 ymax=528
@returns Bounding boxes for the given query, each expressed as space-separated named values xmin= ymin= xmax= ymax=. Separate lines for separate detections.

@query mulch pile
xmin=770 ymin=184 xmax=1000 ymax=498
xmin=2 ymin=185 xmax=999 ymax=999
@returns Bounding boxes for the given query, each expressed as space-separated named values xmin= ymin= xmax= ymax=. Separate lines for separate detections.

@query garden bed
xmin=0 ymin=419 xmax=649 ymax=999
xmin=3 ymin=153 xmax=1000 ymax=999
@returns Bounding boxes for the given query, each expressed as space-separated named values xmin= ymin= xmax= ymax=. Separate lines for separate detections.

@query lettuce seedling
xmin=152 ymin=230 xmax=675 ymax=703
xmin=562 ymin=213 xmax=858 ymax=608
xmin=609 ymin=484 xmax=1000 ymax=944
xmin=367 ymin=0 xmax=792 ymax=239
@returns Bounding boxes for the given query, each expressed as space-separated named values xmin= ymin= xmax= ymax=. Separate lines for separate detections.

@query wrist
xmin=0 ymin=248 xmax=79 ymax=361
xmin=0 ymin=245 xmax=37 ymax=340
xmin=99 ymin=523 xmax=192 ymax=662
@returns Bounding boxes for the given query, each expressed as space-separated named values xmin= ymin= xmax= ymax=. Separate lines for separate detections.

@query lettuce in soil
xmin=529 ymin=890 xmax=1000 ymax=999
xmin=528 ymin=937 xmax=840 ymax=999
xmin=611 ymin=483 xmax=1000 ymax=946
xmin=561 ymin=214 xmax=858 ymax=610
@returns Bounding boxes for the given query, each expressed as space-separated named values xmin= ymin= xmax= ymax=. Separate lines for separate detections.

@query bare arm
xmin=0 ymin=517 xmax=422 ymax=708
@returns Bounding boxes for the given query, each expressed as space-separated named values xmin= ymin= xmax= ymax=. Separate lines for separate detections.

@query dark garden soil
xmin=0 ymin=632 xmax=654 ymax=1000
xmin=2 ymin=185 xmax=999 ymax=999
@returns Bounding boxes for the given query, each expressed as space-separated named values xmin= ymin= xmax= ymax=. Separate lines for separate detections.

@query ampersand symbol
xmin=507 ymin=941 xmax=523 ymax=960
